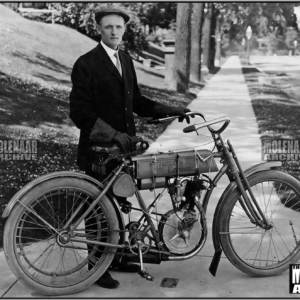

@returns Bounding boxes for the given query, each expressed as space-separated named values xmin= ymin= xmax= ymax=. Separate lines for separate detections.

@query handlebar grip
xmin=140 ymin=141 xmax=150 ymax=151
xmin=183 ymin=125 xmax=196 ymax=133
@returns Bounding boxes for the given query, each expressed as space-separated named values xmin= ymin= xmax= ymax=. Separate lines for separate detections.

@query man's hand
xmin=113 ymin=132 xmax=132 ymax=153
xmin=153 ymin=103 xmax=194 ymax=124
xmin=171 ymin=107 xmax=193 ymax=124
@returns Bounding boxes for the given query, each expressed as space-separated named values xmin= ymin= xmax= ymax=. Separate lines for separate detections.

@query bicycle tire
xmin=219 ymin=170 xmax=300 ymax=276
xmin=4 ymin=177 xmax=119 ymax=295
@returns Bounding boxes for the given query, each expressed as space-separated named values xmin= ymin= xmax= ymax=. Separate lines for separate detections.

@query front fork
xmin=224 ymin=138 xmax=272 ymax=230
xmin=209 ymin=137 xmax=274 ymax=277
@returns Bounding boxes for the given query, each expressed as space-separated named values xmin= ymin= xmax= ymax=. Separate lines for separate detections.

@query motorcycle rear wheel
xmin=4 ymin=177 xmax=119 ymax=296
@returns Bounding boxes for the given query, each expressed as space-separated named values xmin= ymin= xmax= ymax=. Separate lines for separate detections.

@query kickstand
xmin=137 ymin=241 xmax=154 ymax=281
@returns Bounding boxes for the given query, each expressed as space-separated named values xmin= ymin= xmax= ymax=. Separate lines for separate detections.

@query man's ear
xmin=96 ymin=24 xmax=101 ymax=35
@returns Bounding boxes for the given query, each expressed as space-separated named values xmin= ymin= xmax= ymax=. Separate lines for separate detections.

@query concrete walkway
xmin=0 ymin=56 xmax=296 ymax=298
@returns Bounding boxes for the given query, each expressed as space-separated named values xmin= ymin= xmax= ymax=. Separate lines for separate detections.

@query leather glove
xmin=153 ymin=103 xmax=193 ymax=124
xmin=90 ymin=118 xmax=117 ymax=143
xmin=171 ymin=107 xmax=193 ymax=124
xmin=113 ymin=132 xmax=133 ymax=153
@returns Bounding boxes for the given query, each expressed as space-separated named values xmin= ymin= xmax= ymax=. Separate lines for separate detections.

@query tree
xmin=190 ymin=3 xmax=205 ymax=82
xmin=285 ymin=27 xmax=298 ymax=50
xmin=49 ymin=3 xmax=148 ymax=54
xmin=209 ymin=4 xmax=217 ymax=69
xmin=136 ymin=3 xmax=177 ymax=32
xmin=173 ymin=3 xmax=192 ymax=93
xmin=202 ymin=3 xmax=213 ymax=70
xmin=211 ymin=3 xmax=298 ymax=56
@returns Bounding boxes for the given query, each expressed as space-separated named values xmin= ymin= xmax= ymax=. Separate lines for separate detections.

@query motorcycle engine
xmin=159 ymin=178 xmax=207 ymax=255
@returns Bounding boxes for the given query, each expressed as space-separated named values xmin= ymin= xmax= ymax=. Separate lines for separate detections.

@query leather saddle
xmin=90 ymin=141 xmax=122 ymax=155
xmin=90 ymin=136 xmax=146 ymax=155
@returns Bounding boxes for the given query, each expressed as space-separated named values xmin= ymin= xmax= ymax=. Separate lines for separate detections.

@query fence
xmin=18 ymin=3 xmax=56 ymax=24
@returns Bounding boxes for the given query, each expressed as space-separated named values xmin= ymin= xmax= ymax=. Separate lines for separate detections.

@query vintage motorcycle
xmin=3 ymin=112 xmax=300 ymax=296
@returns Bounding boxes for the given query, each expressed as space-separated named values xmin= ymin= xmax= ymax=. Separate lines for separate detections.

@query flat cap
xmin=95 ymin=8 xmax=130 ymax=24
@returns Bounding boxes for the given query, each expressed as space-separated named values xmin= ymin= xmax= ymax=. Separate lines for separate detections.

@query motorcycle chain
xmin=60 ymin=229 xmax=136 ymax=257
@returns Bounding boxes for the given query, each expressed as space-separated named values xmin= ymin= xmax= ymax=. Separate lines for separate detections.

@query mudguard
xmin=209 ymin=161 xmax=282 ymax=276
xmin=1 ymin=171 xmax=125 ymax=240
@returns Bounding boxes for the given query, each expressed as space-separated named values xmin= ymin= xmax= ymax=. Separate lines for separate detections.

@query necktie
xmin=114 ymin=52 xmax=122 ymax=76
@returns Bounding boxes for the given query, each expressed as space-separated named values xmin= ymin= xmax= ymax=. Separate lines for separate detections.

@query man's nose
xmin=111 ymin=27 xmax=116 ymax=35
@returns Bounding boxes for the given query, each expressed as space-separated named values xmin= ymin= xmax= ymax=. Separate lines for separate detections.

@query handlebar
xmin=183 ymin=116 xmax=230 ymax=135
xmin=147 ymin=112 xmax=230 ymax=135
xmin=147 ymin=112 xmax=205 ymax=125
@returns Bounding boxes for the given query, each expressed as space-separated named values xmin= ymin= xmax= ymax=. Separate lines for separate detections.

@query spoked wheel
xmin=219 ymin=170 xmax=300 ymax=276
xmin=4 ymin=177 xmax=119 ymax=295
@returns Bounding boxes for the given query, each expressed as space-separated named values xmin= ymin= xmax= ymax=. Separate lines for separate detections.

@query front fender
xmin=243 ymin=161 xmax=282 ymax=177
xmin=2 ymin=171 xmax=125 ymax=236
xmin=209 ymin=160 xmax=282 ymax=276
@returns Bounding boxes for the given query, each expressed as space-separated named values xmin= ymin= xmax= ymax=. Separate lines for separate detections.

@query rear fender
xmin=2 ymin=171 xmax=125 ymax=238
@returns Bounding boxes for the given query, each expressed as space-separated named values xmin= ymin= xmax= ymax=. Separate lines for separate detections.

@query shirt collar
xmin=101 ymin=40 xmax=118 ymax=58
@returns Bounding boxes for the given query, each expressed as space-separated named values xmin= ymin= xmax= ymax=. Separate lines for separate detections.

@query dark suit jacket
xmin=69 ymin=43 xmax=156 ymax=171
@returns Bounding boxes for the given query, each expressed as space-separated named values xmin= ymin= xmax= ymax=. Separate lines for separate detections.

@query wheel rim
xmin=227 ymin=178 xmax=300 ymax=270
xmin=14 ymin=187 xmax=110 ymax=287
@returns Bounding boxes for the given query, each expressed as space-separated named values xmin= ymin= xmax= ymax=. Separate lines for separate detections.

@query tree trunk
xmin=173 ymin=3 xmax=192 ymax=93
xmin=202 ymin=2 xmax=213 ymax=69
xmin=214 ymin=14 xmax=221 ymax=67
xmin=209 ymin=5 xmax=217 ymax=69
xmin=190 ymin=3 xmax=205 ymax=82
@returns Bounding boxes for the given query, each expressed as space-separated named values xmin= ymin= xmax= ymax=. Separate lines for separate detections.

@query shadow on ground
xmin=11 ymin=51 xmax=72 ymax=74
xmin=0 ymin=82 xmax=70 ymax=128
xmin=137 ymin=66 xmax=165 ymax=79
xmin=34 ymin=72 xmax=72 ymax=87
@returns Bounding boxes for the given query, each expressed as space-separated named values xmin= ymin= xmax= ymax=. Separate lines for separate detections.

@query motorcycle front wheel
xmin=219 ymin=170 xmax=300 ymax=276
xmin=3 ymin=177 xmax=119 ymax=296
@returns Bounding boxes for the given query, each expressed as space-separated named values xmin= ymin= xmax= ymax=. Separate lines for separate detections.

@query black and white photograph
xmin=1 ymin=1 xmax=300 ymax=298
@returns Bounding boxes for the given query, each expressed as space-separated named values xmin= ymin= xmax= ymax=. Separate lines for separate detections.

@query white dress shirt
xmin=101 ymin=40 xmax=120 ymax=69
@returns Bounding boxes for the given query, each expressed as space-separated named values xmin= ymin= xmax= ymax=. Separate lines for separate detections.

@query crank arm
xmin=137 ymin=240 xmax=154 ymax=281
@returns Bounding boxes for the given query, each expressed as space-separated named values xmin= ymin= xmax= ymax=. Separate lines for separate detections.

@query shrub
xmin=276 ymin=49 xmax=289 ymax=55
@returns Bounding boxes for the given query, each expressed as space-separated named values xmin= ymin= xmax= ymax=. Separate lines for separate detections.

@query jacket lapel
xmin=96 ymin=43 xmax=123 ymax=83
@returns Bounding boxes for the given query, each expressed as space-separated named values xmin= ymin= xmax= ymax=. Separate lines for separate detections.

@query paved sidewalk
xmin=0 ymin=56 xmax=295 ymax=298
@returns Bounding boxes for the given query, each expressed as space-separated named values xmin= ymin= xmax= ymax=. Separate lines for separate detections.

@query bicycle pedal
xmin=138 ymin=270 xmax=154 ymax=281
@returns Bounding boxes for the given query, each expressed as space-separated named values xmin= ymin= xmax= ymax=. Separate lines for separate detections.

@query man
xmin=69 ymin=7 xmax=192 ymax=289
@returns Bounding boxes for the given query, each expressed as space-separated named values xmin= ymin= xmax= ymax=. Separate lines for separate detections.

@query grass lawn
xmin=0 ymin=5 xmax=223 ymax=248
xmin=241 ymin=59 xmax=300 ymax=180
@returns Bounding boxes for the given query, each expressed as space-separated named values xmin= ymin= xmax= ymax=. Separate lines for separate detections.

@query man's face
xmin=98 ymin=14 xmax=126 ymax=50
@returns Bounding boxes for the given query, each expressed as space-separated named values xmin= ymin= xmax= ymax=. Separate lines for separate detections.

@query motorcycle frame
xmin=60 ymin=128 xmax=272 ymax=260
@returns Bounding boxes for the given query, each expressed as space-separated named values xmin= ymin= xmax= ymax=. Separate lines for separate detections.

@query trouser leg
xmin=84 ymin=169 xmax=126 ymax=266
xmin=85 ymin=169 xmax=106 ymax=270
xmin=84 ymin=205 xmax=104 ymax=271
